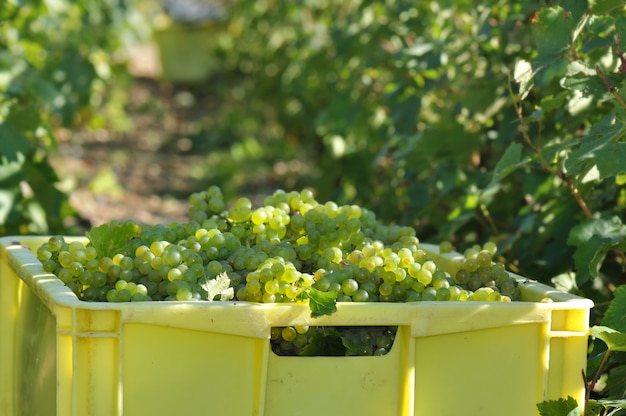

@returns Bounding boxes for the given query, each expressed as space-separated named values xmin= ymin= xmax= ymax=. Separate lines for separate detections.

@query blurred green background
xmin=3 ymin=0 xmax=626 ymax=290
xmin=3 ymin=0 xmax=626 ymax=285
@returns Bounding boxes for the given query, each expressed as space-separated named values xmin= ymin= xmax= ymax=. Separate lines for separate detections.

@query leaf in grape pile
xmin=85 ymin=221 xmax=140 ymax=258
xmin=590 ymin=326 xmax=626 ymax=352
xmin=601 ymin=285 xmax=626 ymax=333
xmin=536 ymin=396 xmax=580 ymax=416
xmin=201 ymin=272 xmax=234 ymax=301
xmin=298 ymin=328 xmax=345 ymax=356
xmin=530 ymin=6 xmax=576 ymax=68
xmin=567 ymin=216 xmax=626 ymax=285
xmin=300 ymin=287 xmax=337 ymax=318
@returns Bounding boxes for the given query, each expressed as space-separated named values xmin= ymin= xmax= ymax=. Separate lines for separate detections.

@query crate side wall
xmin=121 ymin=322 xmax=269 ymax=416
xmin=0 ymin=247 xmax=18 ymax=415
xmin=0 ymin=246 xmax=58 ymax=416
xmin=264 ymin=324 xmax=414 ymax=416
xmin=413 ymin=323 xmax=549 ymax=416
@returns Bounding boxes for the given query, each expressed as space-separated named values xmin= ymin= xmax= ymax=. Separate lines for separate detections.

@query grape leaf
xmin=201 ymin=272 xmax=234 ymax=301
xmin=0 ymin=123 xmax=34 ymax=163
xmin=593 ymin=142 xmax=626 ymax=178
xmin=539 ymin=91 xmax=569 ymax=113
xmin=514 ymin=59 xmax=534 ymax=100
xmin=562 ymin=72 xmax=620 ymax=99
xmin=589 ymin=0 xmax=626 ymax=14
xmin=85 ymin=221 xmax=141 ymax=258
xmin=605 ymin=365 xmax=626 ymax=399
xmin=489 ymin=142 xmax=529 ymax=186
xmin=300 ymin=287 xmax=337 ymax=318
xmin=590 ymin=399 xmax=626 ymax=410
xmin=531 ymin=6 xmax=576 ymax=67
xmin=602 ymin=285 xmax=626 ymax=333
xmin=567 ymin=216 xmax=626 ymax=285
xmin=22 ymin=158 xmax=67 ymax=226
xmin=586 ymin=350 xmax=608 ymax=384
xmin=590 ymin=326 xmax=626 ymax=352
xmin=536 ymin=396 xmax=580 ymax=416
xmin=565 ymin=111 xmax=626 ymax=183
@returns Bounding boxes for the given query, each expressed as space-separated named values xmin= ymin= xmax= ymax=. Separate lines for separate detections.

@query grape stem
xmin=508 ymin=75 xmax=593 ymax=218
xmin=596 ymin=64 xmax=626 ymax=112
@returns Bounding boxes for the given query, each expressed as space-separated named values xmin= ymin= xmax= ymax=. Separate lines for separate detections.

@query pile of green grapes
xmin=270 ymin=325 xmax=398 ymax=357
xmin=36 ymin=186 xmax=520 ymax=356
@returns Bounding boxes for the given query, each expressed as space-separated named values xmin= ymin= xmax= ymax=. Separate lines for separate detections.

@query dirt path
xmin=50 ymin=73 xmax=210 ymax=229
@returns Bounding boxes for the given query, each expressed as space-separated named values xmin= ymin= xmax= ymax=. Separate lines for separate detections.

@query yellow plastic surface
xmin=0 ymin=237 xmax=594 ymax=416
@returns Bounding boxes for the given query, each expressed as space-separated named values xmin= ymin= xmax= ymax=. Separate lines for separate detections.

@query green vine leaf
xmin=589 ymin=0 xmax=626 ymax=15
xmin=590 ymin=326 xmax=626 ymax=352
xmin=85 ymin=221 xmax=141 ymax=258
xmin=567 ymin=216 xmax=626 ymax=285
xmin=299 ymin=287 xmax=337 ymax=318
xmin=536 ymin=396 xmax=580 ymax=416
xmin=589 ymin=398 xmax=626 ymax=410
xmin=514 ymin=59 xmax=534 ymax=100
xmin=602 ymin=285 xmax=626 ymax=333
xmin=489 ymin=142 xmax=530 ymax=187
xmin=530 ymin=6 xmax=577 ymax=68
xmin=565 ymin=111 xmax=626 ymax=184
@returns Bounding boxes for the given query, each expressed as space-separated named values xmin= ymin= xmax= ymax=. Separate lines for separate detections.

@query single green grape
xmin=281 ymin=327 xmax=297 ymax=342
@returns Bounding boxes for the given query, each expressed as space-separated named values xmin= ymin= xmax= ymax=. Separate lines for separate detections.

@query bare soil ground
xmin=50 ymin=44 xmax=210 ymax=229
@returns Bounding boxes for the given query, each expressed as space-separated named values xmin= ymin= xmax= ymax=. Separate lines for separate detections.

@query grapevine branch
xmin=596 ymin=65 xmax=626 ymax=112
xmin=508 ymin=65 xmax=626 ymax=271
xmin=507 ymin=76 xmax=594 ymax=219
xmin=582 ymin=347 xmax=613 ymax=416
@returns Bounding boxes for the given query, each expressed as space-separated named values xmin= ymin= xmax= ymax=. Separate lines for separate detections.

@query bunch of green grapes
xmin=37 ymin=186 xmax=521 ymax=356
xmin=270 ymin=325 xmax=397 ymax=357
xmin=449 ymin=242 xmax=521 ymax=302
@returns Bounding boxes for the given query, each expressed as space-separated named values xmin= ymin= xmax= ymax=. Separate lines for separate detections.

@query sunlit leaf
xmin=590 ymin=326 xmax=626 ymax=352
xmin=86 ymin=221 xmax=141 ymax=258
xmin=299 ymin=287 xmax=337 ymax=318
xmin=201 ymin=273 xmax=234 ymax=301
xmin=514 ymin=59 xmax=534 ymax=100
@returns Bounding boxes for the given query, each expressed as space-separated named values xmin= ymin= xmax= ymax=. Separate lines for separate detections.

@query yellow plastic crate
xmin=153 ymin=19 xmax=225 ymax=83
xmin=0 ymin=236 xmax=593 ymax=416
